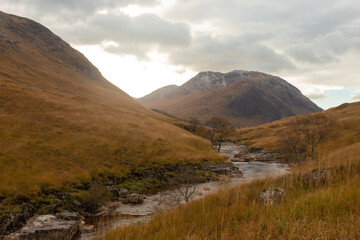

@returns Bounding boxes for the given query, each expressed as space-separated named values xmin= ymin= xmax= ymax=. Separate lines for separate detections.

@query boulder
xmin=106 ymin=186 xmax=129 ymax=199
xmin=206 ymin=164 xmax=232 ymax=176
xmin=258 ymin=188 xmax=284 ymax=206
xmin=118 ymin=188 xmax=129 ymax=198
xmin=123 ymin=194 xmax=144 ymax=204
xmin=6 ymin=213 xmax=81 ymax=240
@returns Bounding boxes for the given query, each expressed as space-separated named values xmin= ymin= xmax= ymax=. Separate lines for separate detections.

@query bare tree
xmin=168 ymin=168 xmax=201 ymax=204
xmin=279 ymin=132 xmax=307 ymax=165
xmin=279 ymin=114 xmax=335 ymax=163
xmin=295 ymin=114 xmax=335 ymax=160
xmin=209 ymin=116 xmax=232 ymax=152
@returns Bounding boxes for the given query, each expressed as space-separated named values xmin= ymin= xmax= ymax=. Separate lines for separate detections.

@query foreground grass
xmin=105 ymin=142 xmax=360 ymax=239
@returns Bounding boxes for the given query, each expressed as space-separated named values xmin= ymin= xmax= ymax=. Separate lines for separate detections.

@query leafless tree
xmin=295 ymin=114 xmax=335 ymax=160
xmin=279 ymin=132 xmax=307 ymax=165
xmin=279 ymin=114 xmax=335 ymax=163
xmin=209 ymin=116 xmax=232 ymax=152
xmin=168 ymin=168 xmax=201 ymax=204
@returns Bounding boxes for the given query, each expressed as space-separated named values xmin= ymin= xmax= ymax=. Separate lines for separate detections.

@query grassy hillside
xmin=105 ymin=102 xmax=360 ymax=239
xmin=0 ymin=11 xmax=225 ymax=199
xmin=236 ymin=101 xmax=360 ymax=152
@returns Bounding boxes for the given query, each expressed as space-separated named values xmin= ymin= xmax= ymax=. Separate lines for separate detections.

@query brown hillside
xmin=237 ymin=101 xmax=360 ymax=151
xmin=0 ymin=11 xmax=223 ymax=197
xmin=138 ymin=70 xmax=322 ymax=127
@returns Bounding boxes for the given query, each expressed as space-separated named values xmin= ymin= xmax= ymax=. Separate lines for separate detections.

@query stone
xmin=311 ymin=169 xmax=327 ymax=183
xmin=206 ymin=164 xmax=232 ymax=176
xmin=106 ymin=186 xmax=128 ymax=198
xmin=230 ymin=157 xmax=248 ymax=162
xmin=231 ymin=151 xmax=275 ymax=162
xmin=55 ymin=211 xmax=80 ymax=221
xmin=93 ymin=202 xmax=122 ymax=217
xmin=6 ymin=214 xmax=80 ymax=240
xmin=258 ymin=188 xmax=284 ymax=206
xmin=123 ymin=194 xmax=144 ymax=204
xmin=119 ymin=188 xmax=129 ymax=198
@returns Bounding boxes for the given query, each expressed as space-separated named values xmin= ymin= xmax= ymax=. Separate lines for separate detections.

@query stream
xmin=80 ymin=142 xmax=289 ymax=239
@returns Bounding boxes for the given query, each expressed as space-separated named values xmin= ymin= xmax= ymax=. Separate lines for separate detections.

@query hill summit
xmin=138 ymin=70 xmax=322 ymax=127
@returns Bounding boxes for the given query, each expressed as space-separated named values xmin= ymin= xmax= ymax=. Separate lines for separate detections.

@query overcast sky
xmin=2 ymin=0 xmax=360 ymax=109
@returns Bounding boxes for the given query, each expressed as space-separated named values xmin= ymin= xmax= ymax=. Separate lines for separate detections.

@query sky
xmin=2 ymin=0 xmax=360 ymax=109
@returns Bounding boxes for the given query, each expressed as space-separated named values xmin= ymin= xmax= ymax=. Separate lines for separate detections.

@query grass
xmin=0 ymin=11 xmax=226 ymax=200
xmin=236 ymin=101 xmax=360 ymax=152
xmin=104 ymin=141 xmax=360 ymax=240
xmin=104 ymin=101 xmax=360 ymax=239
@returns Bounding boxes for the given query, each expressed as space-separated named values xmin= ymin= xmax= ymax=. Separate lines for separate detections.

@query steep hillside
xmin=0 ymin=11 xmax=224 ymax=197
xmin=139 ymin=70 xmax=322 ymax=127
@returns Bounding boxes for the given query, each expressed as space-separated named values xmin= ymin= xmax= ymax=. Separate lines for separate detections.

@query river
xmin=80 ymin=142 xmax=289 ymax=239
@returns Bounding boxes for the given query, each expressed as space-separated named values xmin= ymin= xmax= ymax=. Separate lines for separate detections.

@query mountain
xmin=0 ymin=11 xmax=223 ymax=197
xmin=138 ymin=70 xmax=322 ymax=127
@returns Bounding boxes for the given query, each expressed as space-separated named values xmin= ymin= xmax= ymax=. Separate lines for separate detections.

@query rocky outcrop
xmin=258 ymin=188 xmax=284 ymax=206
xmin=6 ymin=212 xmax=81 ymax=240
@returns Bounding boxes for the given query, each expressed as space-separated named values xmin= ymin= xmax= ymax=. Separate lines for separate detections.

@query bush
xmin=78 ymin=182 xmax=111 ymax=213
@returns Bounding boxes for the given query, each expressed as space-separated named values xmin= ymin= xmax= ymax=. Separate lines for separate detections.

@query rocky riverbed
xmin=79 ymin=142 xmax=289 ymax=239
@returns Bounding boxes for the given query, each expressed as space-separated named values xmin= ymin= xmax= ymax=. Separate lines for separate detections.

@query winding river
xmin=80 ymin=143 xmax=289 ymax=239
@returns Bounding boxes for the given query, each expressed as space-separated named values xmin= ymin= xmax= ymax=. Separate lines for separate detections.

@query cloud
xmin=2 ymin=0 xmax=159 ymax=18
xmin=287 ymin=44 xmax=336 ymax=64
xmin=167 ymin=35 xmax=295 ymax=72
xmin=64 ymin=13 xmax=191 ymax=58
xmin=352 ymin=93 xmax=360 ymax=100
xmin=306 ymin=91 xmax=328 ymax=100
xmin=2 ymin=0 xmax=360 ymax=102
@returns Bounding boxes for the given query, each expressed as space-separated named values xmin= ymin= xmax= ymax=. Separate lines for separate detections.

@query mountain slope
xmin=0 ymin=11 xmax=223 ymax=197
xmin=139 ymin=70 xmax=322 ymax=127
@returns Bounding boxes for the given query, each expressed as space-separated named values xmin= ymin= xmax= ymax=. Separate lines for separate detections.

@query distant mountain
xmin=0 ymin=11 xmax=222 ymax=197
xmin=138 ymin=70 xmax=322 ymax=127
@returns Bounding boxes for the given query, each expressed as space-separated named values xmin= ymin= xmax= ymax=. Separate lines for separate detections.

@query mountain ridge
xmin=138 ymin=70 xmax=322 ymax=127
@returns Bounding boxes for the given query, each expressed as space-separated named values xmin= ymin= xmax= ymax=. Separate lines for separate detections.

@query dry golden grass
xmin=104 ymin=102 xmax=360 ymax=239
xmin=0 ymin=12 xmax=225 ymax=198
xmin=236 ymin=101 xmax=360 ymax=152
xmin=105 ymin=141 xmax=360 ymax=240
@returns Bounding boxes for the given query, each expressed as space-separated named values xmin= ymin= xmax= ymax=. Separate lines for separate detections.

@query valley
xmin=0 ymin=8 xmax=359 ymax=240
